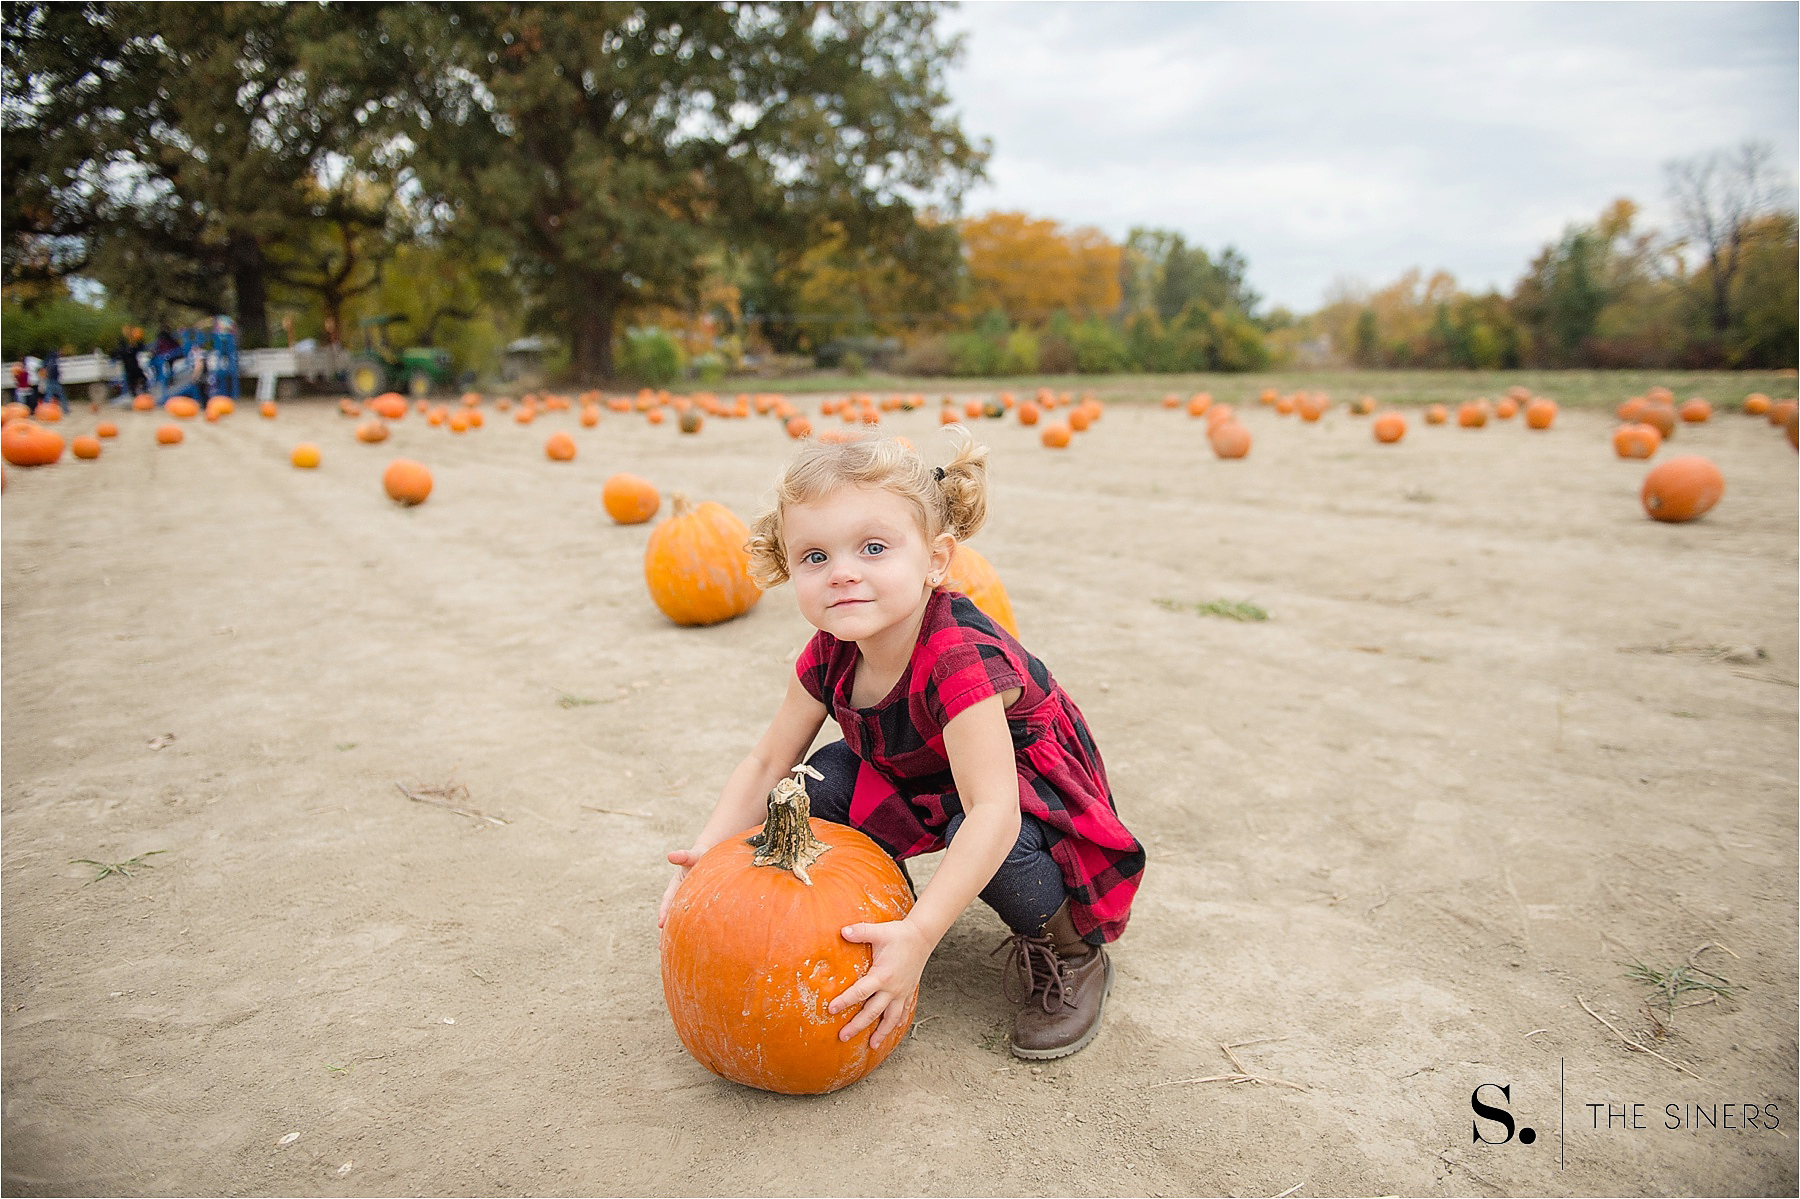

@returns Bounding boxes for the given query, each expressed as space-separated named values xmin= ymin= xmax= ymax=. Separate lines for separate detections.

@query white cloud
xmin=938 ymin=0 xmax=1799 ymax=311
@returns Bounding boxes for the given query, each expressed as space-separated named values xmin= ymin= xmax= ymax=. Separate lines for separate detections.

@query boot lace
xmin=993 ymin=931 xmax=1069 ymax=1013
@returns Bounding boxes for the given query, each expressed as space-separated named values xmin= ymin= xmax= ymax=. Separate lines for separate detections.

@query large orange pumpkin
xmin=942 ymin=543 xmax=1021 ymax=640
xmin=371 ymin=393 xmax=408 ymax=420
xmin=1524 ymin=398 xmax=1557 ymax=429
xmin=1457 ymin=401 xmax=1489 ymax=428
xmin=1 ymin=422 xmax=65 ymax=466
xmin=602 ymin=473 xmax=661 ymax=525
xmin=1641 ymin=456 xmax=1723 ymax=523
xmin=383 ymin=459 xmax=433 ymax=506
xmin=1371 ymin=412 xmax=1406 ymax=443
xmin=644 ymin=495 xmax=761 ymax=626
xmin=661 ymin=768 xmax=916 ymax=1095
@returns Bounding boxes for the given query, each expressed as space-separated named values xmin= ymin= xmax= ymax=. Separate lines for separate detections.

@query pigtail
xmin=744 ymin=506 xmax=789 ymax=588
xmin=935 ymin=424 xmax=989 ymax=543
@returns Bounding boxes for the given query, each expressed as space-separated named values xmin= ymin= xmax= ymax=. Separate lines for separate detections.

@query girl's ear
xmin=929 ymin=533 xmax=956 ymax=586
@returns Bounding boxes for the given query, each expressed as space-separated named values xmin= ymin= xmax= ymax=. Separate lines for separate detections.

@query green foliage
xmin=616 ymin=329 xmax=685 ymax=387
xmin=385 ymin=2 xmax=987 ymax=381
xmin=1 ymin=294 xmax=135 ymax=360
xmin=1070 ymin=318 xmax=1129 ymax=374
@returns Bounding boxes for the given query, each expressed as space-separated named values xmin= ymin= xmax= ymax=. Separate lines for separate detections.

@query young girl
xmin=657 ymin=428 xmax=1144 ymax=1060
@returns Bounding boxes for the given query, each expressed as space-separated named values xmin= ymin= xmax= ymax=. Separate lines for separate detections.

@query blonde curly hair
xmin=746 ymin=426 xmax=989 ymax=588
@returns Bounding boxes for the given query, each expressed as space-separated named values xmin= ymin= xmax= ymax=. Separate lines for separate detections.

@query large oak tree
xmin=377 ymin=2 xmax=985 ymax=380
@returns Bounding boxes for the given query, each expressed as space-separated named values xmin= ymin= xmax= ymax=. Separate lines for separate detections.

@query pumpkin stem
xmin=670 ymin=492 xmax=694 ymax=519
xmin=746 ymin=764 xmax=829 ymax=885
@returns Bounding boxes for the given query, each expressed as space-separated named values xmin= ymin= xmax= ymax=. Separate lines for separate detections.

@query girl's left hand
xmin=830 ymin=918 xmax=932 ymax=1050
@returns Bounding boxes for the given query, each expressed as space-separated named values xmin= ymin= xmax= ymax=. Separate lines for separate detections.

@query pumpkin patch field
xmin=2 ymin=386 xmax=1795 ymax=1196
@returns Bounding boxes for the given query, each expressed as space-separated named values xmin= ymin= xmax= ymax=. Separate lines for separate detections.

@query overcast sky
xmin=935 ymin=1 xmax=1800 ymax=313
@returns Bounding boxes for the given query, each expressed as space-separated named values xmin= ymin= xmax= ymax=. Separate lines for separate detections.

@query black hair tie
xmin=932 ymin=466 xmax=946 ymax=481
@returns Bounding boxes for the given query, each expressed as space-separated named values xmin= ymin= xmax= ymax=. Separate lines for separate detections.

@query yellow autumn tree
xmin=959 ymin=212 xmax=1121 ymax=324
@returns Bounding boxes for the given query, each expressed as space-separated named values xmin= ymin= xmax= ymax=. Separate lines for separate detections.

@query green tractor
xmin=346 ymin=314 xmax=454 ymax=399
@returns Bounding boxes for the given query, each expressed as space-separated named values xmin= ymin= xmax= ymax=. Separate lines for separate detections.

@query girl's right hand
xmin=657 ymin=848 xmax=702 ymax=929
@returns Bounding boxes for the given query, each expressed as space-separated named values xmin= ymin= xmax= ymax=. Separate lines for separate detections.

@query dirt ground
xmin=2 ymin=389 xmax=1795 ymax=1198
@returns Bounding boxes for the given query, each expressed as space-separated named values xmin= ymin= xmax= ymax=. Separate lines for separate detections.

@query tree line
xmin=4 ymin=4 xmax=1793 ymax=380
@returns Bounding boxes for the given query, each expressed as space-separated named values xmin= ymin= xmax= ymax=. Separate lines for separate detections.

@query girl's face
xmin=783 ymin=484 xmax=953 ymax=645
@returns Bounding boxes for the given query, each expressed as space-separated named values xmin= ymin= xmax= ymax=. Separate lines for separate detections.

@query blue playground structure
xmin=151 ymin=317 xmax=239 ymax=403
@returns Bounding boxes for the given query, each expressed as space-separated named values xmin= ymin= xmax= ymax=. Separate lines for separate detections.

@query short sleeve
xmin=795 ymin=632 xmax=838 ymax=705
xmin=924 ymin=629 xmax=1025 ymax=729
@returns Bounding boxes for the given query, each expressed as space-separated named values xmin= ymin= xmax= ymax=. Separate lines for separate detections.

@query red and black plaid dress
xmin=796 ymin=589 xmax=1144 ymax=943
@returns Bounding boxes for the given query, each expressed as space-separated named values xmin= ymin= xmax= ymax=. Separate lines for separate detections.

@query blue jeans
xmin=802 ymin=740 xmax=1068 ymax=936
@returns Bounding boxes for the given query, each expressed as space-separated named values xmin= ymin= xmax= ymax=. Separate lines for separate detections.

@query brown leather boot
xmin=995 ymin=901 xmax=1113 ymax=1060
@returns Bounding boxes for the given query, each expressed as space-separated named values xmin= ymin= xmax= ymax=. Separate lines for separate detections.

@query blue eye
xmin=801 ymin=550 xmax=826 ymax=566
xmin=863 ymin=542 xmax=886 ymax=556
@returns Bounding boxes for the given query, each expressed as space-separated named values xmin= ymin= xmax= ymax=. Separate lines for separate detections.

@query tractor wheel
xmin=408 ymin=370 xmax=433 ymax=399
xmin=348 ymin=358 xmax=386 ymax=400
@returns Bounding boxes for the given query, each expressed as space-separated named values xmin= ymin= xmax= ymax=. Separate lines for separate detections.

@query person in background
xmin=115 ymin=327 xmax=147 ymax=398
xmin=36 ymin=349 xmax=63 ymax=413
xmin=11 ymin=358 xmax=33 ymax=408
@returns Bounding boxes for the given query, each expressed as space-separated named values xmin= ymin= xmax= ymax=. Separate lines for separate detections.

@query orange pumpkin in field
xmin=71 ymin=435 xmax=101 ymax=460
xmin=643 ymin=495 xmax=761 ymax=626
xmin=1425 ymin=404 xmax=1448 ymax=425
xmin=95 ymin=421 xmax=118 ymax=438
xmin=1641 ymin=456 xmax=1723 ymax=523
xmin=785 ymin=415 xmax=813 ymax=439
xmin=1186 ymin=394 xmax=1212 ymax=418
xmin=1742 ymin=393 xmax=1772 ymax=416
xmin=939 ymin=408 xmax=961 ymax=426
xmin=131 ymin=393 xmax=155 ymax=411
xmin=371 ymin=393 xmax=408 ymax=420
xmin=1493 ymin=397 xmax=1518 ymax=420
xmin=1524 ymin=398 xmax=1558 ymax=429
xmin=544 ymin=431 xmax=577 ymax=461
xmin=602 ymin=473 xmax=661 ymax=525
xmin=1638 ymin=403 xmax=1676 ymax=440
xmin=1679 ymin=398 xmax=1712 ymax=423
xmin=1067 ymin=407 xmax=1092 ymax=433
xmin=155 ymin=423 xmax=183 ymax=445
xmin=1457 ymin=401 xmax=1489 ymax=428
xmin=1612 ymin=423 xmax=1661 ymax=459
xmin=1016 ymin=401 xmax=1040 ymax=426
xmin=356 ymin=419 xmax=390 ymax=443
xmin=1040 ymin=421 xmax=1071 ymax=449
xmin=1371 ymin=412 xmax=1406 ymax=443
xmin=382 ymin=459 xmax=433 ymax=506
xmin=259 ymin=400 xmax=278 ymax=419
xmin=1768 ymin=400 xmax=1796 ymax=429
xmin=1 ymin=422 xmax=65 ymax=466
xmin=166 ymin=396 xmax=200 ymax=419
xmin=942 ymin=543 xmax=1021 ymax=640
xmin=291 ymin=443 xmax=321 ymax=468
xmin=35 ymin=404 xmax=63 ymax=423
xmin=662 ymin=768 xmax=915 ymax=1095
xmin=1209 ymin=421 xmax=1251 ymax=459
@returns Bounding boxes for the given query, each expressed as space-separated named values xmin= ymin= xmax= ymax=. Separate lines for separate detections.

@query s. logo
xmin=1472 ymin=1083 xmax=1537 ymax=1145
